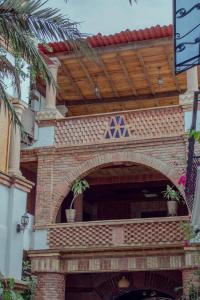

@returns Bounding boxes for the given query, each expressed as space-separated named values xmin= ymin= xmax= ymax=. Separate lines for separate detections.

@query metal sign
xmin=174 ymin=0 xmax=200 ymax=74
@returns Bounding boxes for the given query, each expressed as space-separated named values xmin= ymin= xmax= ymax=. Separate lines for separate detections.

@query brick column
xmin=35 ymin=273 xmax=65 ymax=300
xmin=35 ymin=154 xmax=54 ymax=224
xmin=182 ymin=268 xmax=200 ymax=297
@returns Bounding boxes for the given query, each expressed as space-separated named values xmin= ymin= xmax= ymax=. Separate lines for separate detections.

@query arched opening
xmin=66 ymin=270 xmax=182 ymax=300
xmin=57 ymin=162 xmax=187 ymax=223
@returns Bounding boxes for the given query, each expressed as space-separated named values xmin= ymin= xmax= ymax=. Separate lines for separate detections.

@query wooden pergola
xmin=38 ymin=25 xmax=195 ymax=116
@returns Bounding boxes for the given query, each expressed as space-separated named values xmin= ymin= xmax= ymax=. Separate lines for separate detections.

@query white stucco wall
xmin=22 ymin=126 xmax=55 ymax=149
xmin=0 ymin=184 xmax=28 ymax=279
xmin=185 ymin=111 xmax=200 ymax=131
xmin=33 ymin=229 xmax=49 ymax=250
xmin=0 ymin=185 xmax=9 ymax=277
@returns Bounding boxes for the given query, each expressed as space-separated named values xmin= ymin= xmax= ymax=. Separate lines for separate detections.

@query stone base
xmin=8 ymin=169 xmax=22 ymax=177
xmin=36 ymin=108 xmax=63 ymax=121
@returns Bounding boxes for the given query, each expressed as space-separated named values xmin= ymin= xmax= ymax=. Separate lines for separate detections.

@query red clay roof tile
xmin=38 ymin=24 xmax=173 ymax=55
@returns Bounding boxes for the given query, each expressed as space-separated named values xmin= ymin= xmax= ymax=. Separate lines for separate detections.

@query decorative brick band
xmin=47 ymin=217 xmax=188 ymax=250
xmin=55 ymin=106 xmax=184 ymax=147
xmin=29 ymin=246 xmax=200 ymax=274
xmin=30 ymin=252 xmax=185 ymax=274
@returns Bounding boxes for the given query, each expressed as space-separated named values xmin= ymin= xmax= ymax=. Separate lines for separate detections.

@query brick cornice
xmin=29 ymin=248 xmax=186 ymax=273
xmin=0 ymin=171 xmax=34 ymax=192
xmin=21 ymin=135 xmax=186 ymax=161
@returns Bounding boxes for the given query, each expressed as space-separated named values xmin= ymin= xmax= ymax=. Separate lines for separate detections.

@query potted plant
xmin=65 ymin=178 xmax=89 ymax=223
xmin=162 ymin=185 xmax=180 ymax=216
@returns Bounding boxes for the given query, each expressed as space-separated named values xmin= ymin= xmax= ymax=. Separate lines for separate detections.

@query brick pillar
xmin=182 ymin=268 xmax=200 ymax=297
xmin=35 ymin=273 xmax=65 ymax=300
xmin=35 ymin=154 xmax=54 ymax=224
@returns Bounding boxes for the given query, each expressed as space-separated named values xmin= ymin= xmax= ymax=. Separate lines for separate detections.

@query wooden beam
xmin=79 ymin=59 xmax=102 ymax=99
xmin=57 ymin=90 xmax=179 ymax=106
xmin=50 ymin=37 xmax=172 ymax=60
xmin=117 ymin=53 xmax=138 ymax=96
xmin=98 ymin=56 xmax=119 ymax=98
xmin=136 ymin=51 xmax=155 ymax=95
xmin=61 ymin=63 xmax=86 ymax=100
xmin=164 ymin=47 xmax=181 ymax=93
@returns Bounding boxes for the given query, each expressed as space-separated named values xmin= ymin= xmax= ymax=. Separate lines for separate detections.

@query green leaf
xmin=8 ymin=278 xmax=15 ymax=290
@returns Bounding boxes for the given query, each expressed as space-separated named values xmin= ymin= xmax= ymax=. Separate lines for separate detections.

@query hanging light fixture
xmin=118 ymin=276 xmax=130 ymax=289
xmin=94 ymin=73 xmax=101 ymax=99
xmin=157 ymin=66 xmax=164 ymax=86
xmin=95 ymin=86 xmax=100 ymax=98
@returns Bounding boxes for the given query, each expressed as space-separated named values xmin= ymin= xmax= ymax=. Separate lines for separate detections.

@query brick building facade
xmin=20 ymin=25 xmax=200 ymax=299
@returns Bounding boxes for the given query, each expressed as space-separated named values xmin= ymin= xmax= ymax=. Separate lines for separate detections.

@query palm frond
xmin=0 ymin=54 xmax=21 ymax=98
xmin=0 ymin=81 xmax=22 ymax=128
xmin=0 ymin=0 xmax=93 ymax=127
xmin=0 ymin=0 xmax=86 ymax=43
xmin=0 ymin=25 xmax=54 ymax=86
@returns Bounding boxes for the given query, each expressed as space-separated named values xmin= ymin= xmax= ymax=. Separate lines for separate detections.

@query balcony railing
xmin=46 ymin=216 xmax=189 ymax=250
xmin=55 ymin=106 xmax=184 ymax=147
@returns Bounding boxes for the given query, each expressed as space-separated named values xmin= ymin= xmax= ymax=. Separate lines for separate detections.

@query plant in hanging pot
xmin=65 ymin=178 xmax=89 ymax=223
xmin=162 ymin=185 xmax=180 ymax=216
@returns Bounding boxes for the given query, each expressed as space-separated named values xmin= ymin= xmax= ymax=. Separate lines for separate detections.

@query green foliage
xmin=21 ymin=260 xmax=37 ymax=300
xmin=70 ymin=179 xmax=89 ymax=209
xmin=181 ymin=223 xmax=196 ymax=241
xmin=0 ymin=278 xmax=24 ymax=300
xmin=189 ymin=130 xmax=200 ymax=144
xmin=162 ymin=185 xmax=180 ymax=202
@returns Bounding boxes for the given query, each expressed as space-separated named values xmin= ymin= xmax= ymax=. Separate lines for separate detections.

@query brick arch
xmin=52 ymin=151 xmax=184 ymax=222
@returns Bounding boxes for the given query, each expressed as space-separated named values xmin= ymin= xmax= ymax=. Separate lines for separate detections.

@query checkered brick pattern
xmin=124 ymin=219 xmax=187 ymax=246
xmin=48 ymin=223 xmax=112 ymax=248
xmin=55 ymin=106 xmax=184 ymax=146
xmin=48 ymin=218 xmax=188 ymax=249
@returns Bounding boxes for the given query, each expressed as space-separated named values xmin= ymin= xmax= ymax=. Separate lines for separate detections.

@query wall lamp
xmin=16 ymin=213 xmax=29 ymax=233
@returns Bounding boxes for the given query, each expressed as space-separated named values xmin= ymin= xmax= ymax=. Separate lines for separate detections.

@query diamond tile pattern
xmin=124 ymin=220 xmax=186 ymax=246
xmin=55 ymin=107 xmax=184 ymax=146
xmin=48 ymin=218 xmax=187 ymax=249
xmin=48 ymin=224 xmax=112 ymax=248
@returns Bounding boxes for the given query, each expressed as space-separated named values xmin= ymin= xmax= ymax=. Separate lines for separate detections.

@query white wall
xmin=185 ymin=111 xmax=200 ymax=131
xmin=22 ymin=126 xmax=55 ymax=149
xmin=0 ymin=184 xmax=28 ymax=279
xmin=0 ymin=185 xmax=9 ymax=276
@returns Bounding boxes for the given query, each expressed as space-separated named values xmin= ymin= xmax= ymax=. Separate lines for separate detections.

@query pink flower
xmin=178 ymin=174 xmax=186 ymax=187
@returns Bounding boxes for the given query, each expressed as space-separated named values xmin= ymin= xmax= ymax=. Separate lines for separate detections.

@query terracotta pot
xmin=65 ymin=209 xmax=76 ymax=222
xmin=167 ymin=201 xmax=178 ymax=216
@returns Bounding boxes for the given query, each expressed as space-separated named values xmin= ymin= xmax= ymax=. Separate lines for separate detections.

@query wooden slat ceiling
xmin=38 ymin=25 xmax=197 ymax=116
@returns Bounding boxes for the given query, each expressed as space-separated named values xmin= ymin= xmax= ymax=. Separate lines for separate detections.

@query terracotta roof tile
xmin=39 ymin=24 xmax=173 ymax=55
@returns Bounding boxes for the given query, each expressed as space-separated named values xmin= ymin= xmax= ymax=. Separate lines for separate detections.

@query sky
xmin=47 ymin=0 xmax=172 ymax=36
